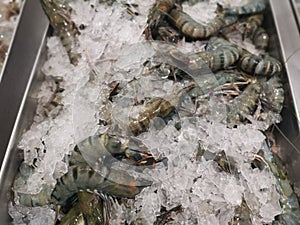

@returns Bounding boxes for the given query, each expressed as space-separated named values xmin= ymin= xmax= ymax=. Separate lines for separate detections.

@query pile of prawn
xmin=10 ymin=0 xmax=300 ymax=224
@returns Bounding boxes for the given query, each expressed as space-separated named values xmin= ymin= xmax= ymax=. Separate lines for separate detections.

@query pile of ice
xmin=9 ymin=0 xmax=283 ymax=224
xmin=127 ymin=119 xmax=281 ymax=224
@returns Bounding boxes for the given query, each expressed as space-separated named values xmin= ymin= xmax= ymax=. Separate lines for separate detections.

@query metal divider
xmin=0 ymin=0 xmax=49 ymax=223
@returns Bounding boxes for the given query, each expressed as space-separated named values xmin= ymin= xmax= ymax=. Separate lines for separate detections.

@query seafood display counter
xmin=0 ymin=0 xmax=300 ymax=224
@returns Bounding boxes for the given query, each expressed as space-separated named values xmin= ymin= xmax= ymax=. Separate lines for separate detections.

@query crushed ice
xmin=9 ymin=0 xmax=283 ymax=224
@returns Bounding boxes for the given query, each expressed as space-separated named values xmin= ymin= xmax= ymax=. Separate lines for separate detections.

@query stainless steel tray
xmin=0 ymin=0 xmax=299 ymax=223
xmin=270 ymin=0 xmax=300 ymax=183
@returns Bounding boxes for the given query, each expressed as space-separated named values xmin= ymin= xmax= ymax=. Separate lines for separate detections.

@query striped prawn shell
xmin=239 ymin=54 xmax=282 ymax=76
xmin=168 ymin=7 xmax=237 ymax=39
xmin=244 ymin=15 xmax=269 ymax=50
xmin=218 ymin=0 xmax=267 ymax=16
xmin=40 ymin=0 xmax=80 ymax=65
xmin=51 ymin=165 xmax=151 ymax=207
xmin=226 ymin=79 xmax=262 ymax=124
xmin=129 ymin=97 xmax=175 ymax=136
xmin=251 ymin=27 xmax=269 ymax=50
xmin=189 ymin=37 xmax=240 ymax=71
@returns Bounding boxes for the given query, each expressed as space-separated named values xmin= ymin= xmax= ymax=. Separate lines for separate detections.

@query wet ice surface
xmin=10 ymin=0 xmax=283 ymax=224
xmin=8 ymin=203 xmax=55 ymax=225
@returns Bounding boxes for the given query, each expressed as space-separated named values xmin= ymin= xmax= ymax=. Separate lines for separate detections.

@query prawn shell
xmin=41 ymin=0 xmax=80 ymax=65
xmin=189 ymin=45 xmax=239 ymax=72
xmin=239 ymin=54 xmax=282 ymax=76
xmin=51 ymin=166 xmax=150 ymax=206
xmin=226 ymin=79 xmax=262 ymax=124
xmin=210 ymin=46 xmax=240 ymax=71
xmin=59 ymin=204 xmax=85 ymax=225
xmin=255 ymin=56 xmax=282 ymax=76
xmin=252 ymin=27 xmax=269 ymax=50
xmin=169 ymin=8 xmax=237 ymax=39
xmin=218 ymin=0 xmax=267 ymax=15
xmin=129 ymin=97 xmax=176 ymax=135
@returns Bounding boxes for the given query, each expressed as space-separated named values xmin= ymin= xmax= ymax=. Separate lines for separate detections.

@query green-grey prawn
xmin=257 ymin=75 xmax=284 ymax=124
xmin=206 ymin=37 xmax=282 ymax=76
xmin=129 ymin=83 xmax=194 ymax=136
xmin=40 ymin=0 xmax=81 ymax=65
xmin=243 ymin=14 xmax=269 ymax=50
xmin=145 ymin=0 xmax=180 ymax=43
xmin=225 ymin=78 xmax=263 ymax=125
xmin=239 ymin=52 xmax=282 ymax=76
xmin=168 ymin=5 xmax=238 ymax=39
xmin=59 ymin=191 xmax=110 ymax=225
xmin=217 ymin=0 xmax=267 ymax=16
xmin=17 ymin=134 xmax=153 ymax=209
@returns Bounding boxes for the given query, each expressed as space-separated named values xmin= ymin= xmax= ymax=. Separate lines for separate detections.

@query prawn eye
xmin=107 ymin=136 xmax=122 ymax=150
